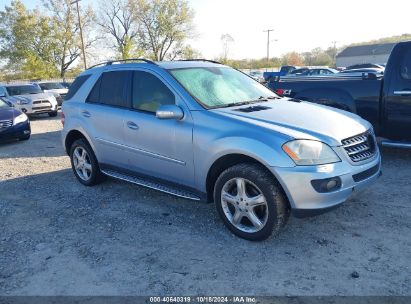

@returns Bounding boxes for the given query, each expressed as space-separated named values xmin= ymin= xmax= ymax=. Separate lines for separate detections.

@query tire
xmin=214 ymin=163 xmax=289 ymax=241
xmin=69 ymin=138 xmax=104 ymax=186
xmin=48 ymin=111 xmax=58 ymax=117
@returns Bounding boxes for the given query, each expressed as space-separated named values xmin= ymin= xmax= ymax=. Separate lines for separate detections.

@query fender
xmin=196 ymin=136 xmax=295 ymax=192
xmin=295 ymin=88 xmax=356 ymax=113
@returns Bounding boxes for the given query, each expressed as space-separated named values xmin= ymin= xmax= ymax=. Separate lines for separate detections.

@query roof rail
xmin=87 ymin=58 xmax=157 ymax=70
xmin=180 ymin=59 xmax=223 ymax=65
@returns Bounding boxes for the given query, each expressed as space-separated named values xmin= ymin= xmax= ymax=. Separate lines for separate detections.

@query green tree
xmin=131 ymin=0 xmax=195 ymax=61
xmin=0 ymin=0 xmax=59 ymax=79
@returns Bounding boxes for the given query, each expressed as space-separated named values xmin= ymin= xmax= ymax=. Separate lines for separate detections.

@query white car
xmin=38 ymin=82 xmax=69 ymax=107
xmin=0 ymin=84 xmax=59 ymax=117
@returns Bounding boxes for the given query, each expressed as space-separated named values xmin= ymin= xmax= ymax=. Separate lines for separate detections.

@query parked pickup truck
xmin=263 ymin=66 xmax=297 ymax=81
xmin=268 ymin=41 xmax=411 ymax=147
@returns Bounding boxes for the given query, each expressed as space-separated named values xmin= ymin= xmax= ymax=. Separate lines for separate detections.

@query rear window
xmin=65 ymin=75 xmax=91 ymax=100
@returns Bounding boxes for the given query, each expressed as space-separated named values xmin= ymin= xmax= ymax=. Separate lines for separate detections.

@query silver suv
xmin=62 ymin=59 xmax=381 ymax=241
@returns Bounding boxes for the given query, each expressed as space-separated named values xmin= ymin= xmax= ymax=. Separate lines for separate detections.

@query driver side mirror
xmin=156 ymin=105 xmax=184 ymax=120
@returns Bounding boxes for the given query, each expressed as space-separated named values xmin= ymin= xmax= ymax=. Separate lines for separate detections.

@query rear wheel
xmin=214 ymin=163 xmax=289 ymax=241
xmin=69 ymin=139 xmax=103 ymax=186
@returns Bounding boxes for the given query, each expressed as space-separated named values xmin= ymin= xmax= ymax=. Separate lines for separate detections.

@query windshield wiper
xmin=212 ymin=96 xmax=270 ymax=109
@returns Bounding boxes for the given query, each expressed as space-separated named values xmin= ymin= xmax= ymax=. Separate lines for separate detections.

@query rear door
xmin=82 ymin=70 xmax=132 ymax=168
xmin=384 ymin=47 xmax=411 ymax=141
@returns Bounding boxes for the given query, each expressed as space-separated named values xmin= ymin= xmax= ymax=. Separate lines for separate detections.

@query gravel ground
xmin=0 ymin=115 xmax=410 ymax=296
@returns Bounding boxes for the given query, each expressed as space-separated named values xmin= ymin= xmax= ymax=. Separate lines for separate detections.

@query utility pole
xmin=331 ymin=41 xmax=338 ymax=67
xmin=263 ymin=29 xmax=274 ymax=69
xmin=71 ymin=0 xmax=87 ymax=69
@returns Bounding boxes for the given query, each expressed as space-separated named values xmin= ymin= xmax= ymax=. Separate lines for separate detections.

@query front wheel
xmin=214 ymin=163 xmax=289 ymax=241
xmin=48 ymin=111 xmax=58 ymax=117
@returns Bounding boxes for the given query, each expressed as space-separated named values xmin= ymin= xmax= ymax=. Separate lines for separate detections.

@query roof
xmin=83 ymin=59 xmax=224 ymax=75
xmin=337 ymin=43 xmax=396 ymax=58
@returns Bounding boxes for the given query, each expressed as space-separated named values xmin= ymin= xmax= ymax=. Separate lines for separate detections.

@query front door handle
xmin=81 ymin=110 xmax=91 ymax=118
xmin=126 ymin=121 xmax=139 ymax=130
xmin=393 ymin=90 xmax=411 ymax=96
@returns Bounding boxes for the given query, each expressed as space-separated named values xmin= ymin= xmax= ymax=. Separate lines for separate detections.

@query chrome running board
xmin=381 ymin=141 xmax=411 ymax=149
xmin=101 ymin=169 xmax=201 ymax=201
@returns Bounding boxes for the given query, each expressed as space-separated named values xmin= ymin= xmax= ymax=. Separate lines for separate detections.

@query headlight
xmin=13 ymin=113 xmax=28 ymax=125
xmin=282 ymin=140 xmax=341 ymax=165
xmin=16 ymin=99 xmax=30 ymax=105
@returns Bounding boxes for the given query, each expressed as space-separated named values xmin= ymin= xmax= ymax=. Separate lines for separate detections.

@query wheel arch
xmin=205 ymin=153 xmax=290 ymax=209
xmin=64 ymin=129 xmax=96 ymax=157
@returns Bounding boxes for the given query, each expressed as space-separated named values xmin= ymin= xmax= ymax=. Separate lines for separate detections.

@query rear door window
xmin=87 ymin=71 xmax=131 ymax=108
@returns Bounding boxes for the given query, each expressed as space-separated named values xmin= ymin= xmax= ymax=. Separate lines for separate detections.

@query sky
xmin=1 ymin=0 xmax=410 ymax=59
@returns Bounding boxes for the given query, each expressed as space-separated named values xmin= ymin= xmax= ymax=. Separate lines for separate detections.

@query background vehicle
xmin=62 ymin=59 xmax=380 ymax=241
xmin=338 ymin=68 xmax=384 ymax=76
xmin=248 ymin=70 xmax=265 ymax=83
xmin=263 ymin=65 xmax=298 ymax=81
xmin=0 ymin=84 xmax=59 ymax=117
xmin=286 ymin=68 xmax=339 ymax=77
xmin=345 ymin=63 xmax=385 ymax=70
xmin=37 ymin=82 xmax=69 ymax=107
xmin=268 ymin=41 xmax=411 ymax=147
xmin=60 ymin=82 xmax=72 ymax=89
xmin=0 ymin=98 xmax=30 ymax=142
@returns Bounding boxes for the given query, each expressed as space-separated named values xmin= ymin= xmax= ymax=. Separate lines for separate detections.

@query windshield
xmin=169 ymin=67 xmax=277 ymax=108
xmin=6 ymin=85 xmax=42 ymax=96
xmin=0 ymin=99 xmax=10 ymax=108
xmin=39 ymin=82 xmax=65 ymax=90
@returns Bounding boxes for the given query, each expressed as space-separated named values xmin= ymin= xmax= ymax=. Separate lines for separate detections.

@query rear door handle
xmin=81 ymin=110 xmax=91 ymax=117
xmin=126 ymin=121 xmax=139 ymax=130
xmin=393 ymin=90 xmax=411 ymax=96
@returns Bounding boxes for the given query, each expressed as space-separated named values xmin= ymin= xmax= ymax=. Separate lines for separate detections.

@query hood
xmin=13 ymin=93 xmax=53 ymax=101
xmin=0 ymin=106 xmax=21 ymax=121
xmin=212 ymin=99 xmax=371 ymax=146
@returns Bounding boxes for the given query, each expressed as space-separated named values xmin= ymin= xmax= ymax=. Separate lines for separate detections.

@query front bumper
xmin=271 ymin=151 xmax=381 ymax=217
xmin=15 ymin=102 xmax=58 ymax=115
xmin=0 ymin=121 xmax=31 ymax=141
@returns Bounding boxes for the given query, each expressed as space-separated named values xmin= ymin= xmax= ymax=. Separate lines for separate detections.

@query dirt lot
xmin=0 ymin=115 xmax=410 ymax=296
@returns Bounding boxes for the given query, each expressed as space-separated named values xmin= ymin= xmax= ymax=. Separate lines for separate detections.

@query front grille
xmin=33 ymin=100 xmax=50 ymax=105
xmin=0 ymin=119 xmax=13 ymax=129
xmin=342 ymin=131 xmax=376 ymax=162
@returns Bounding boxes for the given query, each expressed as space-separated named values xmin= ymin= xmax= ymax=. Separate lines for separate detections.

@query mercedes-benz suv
xmin=62 ymin=59 xmax=381 ymax=241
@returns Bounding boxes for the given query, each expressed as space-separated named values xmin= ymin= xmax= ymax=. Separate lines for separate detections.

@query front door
xmin=122 ymin=70 xmax=195 ymax=188
xmin=383 ymin=46 xmax=411 ymax=141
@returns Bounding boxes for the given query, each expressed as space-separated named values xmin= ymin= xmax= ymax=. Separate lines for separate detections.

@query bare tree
xmin=221 ymin=33 xmax=234 ymax=61
xmin=42 ymin=0 xmax=96 ymax=77
xmin=96 ymin=0 xmax=140 ymax=59
xmin=132 ymin=0 xmax=195 ymax=61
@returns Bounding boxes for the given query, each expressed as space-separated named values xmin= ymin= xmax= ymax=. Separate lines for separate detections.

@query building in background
xmin=336 ymin=43 xmax=396 ymax=67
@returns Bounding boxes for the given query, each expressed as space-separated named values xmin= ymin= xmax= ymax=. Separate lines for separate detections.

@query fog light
xmin=24 ymin=130 xmax=30 ymax=135
xmin=311 ymin=177 xmax=342 ymax=193
xmin=326 ymin=179 xmax=338 ymax=190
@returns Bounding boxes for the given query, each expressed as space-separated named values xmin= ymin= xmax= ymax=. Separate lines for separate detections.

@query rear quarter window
xmin=65 ymin=75 xmax=91 ymax=100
